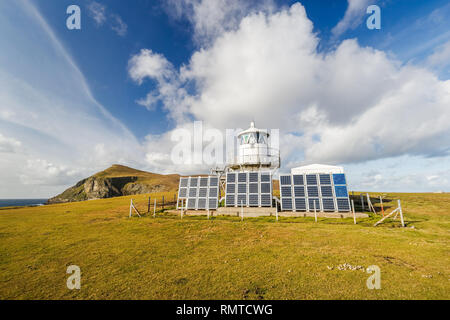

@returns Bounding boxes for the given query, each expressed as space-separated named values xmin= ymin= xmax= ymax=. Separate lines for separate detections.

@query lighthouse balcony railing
xmin=227 ymin=148 xmax=280 ymax=168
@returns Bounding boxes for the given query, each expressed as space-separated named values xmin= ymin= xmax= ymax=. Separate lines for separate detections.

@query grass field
xmin=0 ymin=192 xmax=449 ymax=299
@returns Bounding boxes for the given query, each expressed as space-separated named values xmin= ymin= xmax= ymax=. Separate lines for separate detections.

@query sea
xmin=0 ymin=199 xmax=48 ymax=208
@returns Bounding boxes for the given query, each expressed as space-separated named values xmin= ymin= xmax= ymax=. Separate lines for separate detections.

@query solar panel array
xmin=225 ymin=171 xmax=272 ymax=207
xmin=177 ymin=176 xmax=219 ymax=210
xmin=279 ymin=173 xmax=350 ymax=212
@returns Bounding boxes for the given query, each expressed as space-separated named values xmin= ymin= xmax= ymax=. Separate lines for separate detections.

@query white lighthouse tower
xmin=228 ymin=121 xmax=280 ymax=171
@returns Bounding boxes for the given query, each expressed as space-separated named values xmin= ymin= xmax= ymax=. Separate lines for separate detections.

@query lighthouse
xmin=228 ymin=121 xmax=280 ymax=171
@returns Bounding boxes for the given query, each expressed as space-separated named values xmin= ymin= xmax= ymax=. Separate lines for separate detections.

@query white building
xmin=228 ymin=121 xmax=280 ymax=171
xmin=291 ymin=164 xmax=344 ymax=175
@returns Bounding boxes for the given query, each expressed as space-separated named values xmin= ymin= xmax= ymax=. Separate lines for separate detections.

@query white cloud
xmin=426 ymin=40 xmax=450 ymax=69
xmin=131 ymin=2 xmax=450 ymax=171
xmin=332 ymin=0 xmax=372 ymax=37
xmin=19 ymin=159 xmax=82 ymax=186
xmin=164 ymin=0 xmax=275 ymax=44
xmin=0 ymin=0 xmax=141 ymax=197
xmin=87 ymin=1 xmax=128 ymax=36
xmin=0 ymin=133 xmax=21 ymax=153
xmin=110 ymin=14 xmax=128 ymax=37
xmin=87 ymin=1 xmax=107 ymax=26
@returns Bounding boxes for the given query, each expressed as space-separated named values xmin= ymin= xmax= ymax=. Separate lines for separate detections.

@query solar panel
xmin=279 ymin=173 xmax=351 ymax=212
xmin=306 ymin=174 xmax=317 ymax=185
xmin=187 ymin=198 xmax=196 ymax=209
xmin=190 ymin=178 xmax=198 ymax=187
xmin=198 ymin=188 xmax=207 ymax=197
xmin=321 ymin=185 xmax=333 ymax=197
xmin=227 ymin=184 xmax=235 ymax=193
xmin=281 ymin=198 xmax=292 ymax=210
xmin=225 ymin=171 xmax=272 ymax=207
xmin=293 ymin=186 xmax=305 ymax=197
xmin=197 ymin=198 xmax=207 ymax=209
xmin=238 ymin=172 xmax=247 ymax=183
xmin=226 ymin=194 xmax=235 ymax=206
xmin=333 ymin=174 xmax=346 ymax=185
xmin=208 ymin=198 xmax=218 ymax=210
xmin=294 ymin=198 xmax=306 ymax=211
xmin=209 ymin=187 xmax=218 ymax=198
xmin=319 ymin=174 xmax=331 ymax=185
xmin=200 ymin=177 xmax=208 ymax=187
xmin=335 ymin=186 xmax=348 ymax=198
xmin=260 ymin=183 xmax=271 ymax=193
xmin=227 ymin=173 xmax=235 ymax=183
xmin=293 ymin=175 xmax=304 ymax=185
xmin=180 ymin=178 xmax=188 ymax=188
xmin=322 ymin=198 xmax=335 ymax=211
xmin=189 ymin=188 xmax=197 ymax=197
xmin=280 ymin=175 xmax=291 ymax=185
xmin=308 ymin=198 xmax=320 ymax=211
xmin=307 ymin=186 xmax=319 ymax=197
xmin=209 ymin=177 xmax=218 ymax=186
xmin=337 ymin=198 xmax=350 ymax=212
xmin=249 ymin=183 xmax=258 ymax=194
xmin=179 ymin=188 xmax=187 ymax=198
xmin=260 ymin=194 xmax=271 ymax=206
xmin=281 ymin=186 xmax=292 ymax=197
xmin=238 ymin=183 xmax=247 ymax=193
xmin=237 ymin=194 xmax=247 ymax=206
xmin=177 ymin=176 xmax=220 ymax=210
xmin=249 ymin=194 xmax=259 ymax=206
xmin=249 ymin=172 xmax=259 ymax=182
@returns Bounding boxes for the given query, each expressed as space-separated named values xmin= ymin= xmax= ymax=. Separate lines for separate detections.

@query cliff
xmin=47 ymin=164 xmax=180 ymax=204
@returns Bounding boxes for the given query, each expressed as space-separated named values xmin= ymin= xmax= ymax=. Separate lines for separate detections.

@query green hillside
xmin=0 ymin=191 xmax=449 ymax=299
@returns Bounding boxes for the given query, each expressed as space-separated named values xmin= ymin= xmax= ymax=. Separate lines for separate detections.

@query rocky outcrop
xmin=47 ymin=165 xmax=180 ymax=204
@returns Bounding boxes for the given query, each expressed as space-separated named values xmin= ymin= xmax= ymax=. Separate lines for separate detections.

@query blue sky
xmin=1 ymin=0 xmax=450 ymax=197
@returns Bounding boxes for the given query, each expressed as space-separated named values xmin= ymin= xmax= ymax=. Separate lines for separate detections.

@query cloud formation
xmin=131 ymin=3 xmax=450 ymax=169
xmin=332 ymin=0 xmax=372 ymax=37
xmin=87 ymin=1 xmax=128 ymax=36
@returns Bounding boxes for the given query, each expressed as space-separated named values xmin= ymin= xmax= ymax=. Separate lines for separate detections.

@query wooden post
xmin=153 ymin=198 xmax=156 ymax=218
xmin=181 ymin=199 xmax=184 ymax=219
xmin=313 ymin=201 xmax=317 ymax=223
xmin=148 ymin=196 xmax=151 ymax=213
xmin=162 ymin=196 xmax=165 ymax=211
xmin=361 ymin=194 xmax=365 ymax=211
xmin=275 ymin=201 xmax=278 ymax=222
xmin=240 ymin=200 xmax=243 ymax=222
xmin=351 ymin=199 xmax=356 ymax=225
xmin=373 ymin=208 xmax=398 ymax=226
xmin=129 ymin=199 xmax=132 ymax=218
xmin=398 ymin=200 xmax=405 ymax=227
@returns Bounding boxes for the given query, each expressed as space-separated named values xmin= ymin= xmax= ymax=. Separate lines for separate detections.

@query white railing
xmin=227 ymin=147 xmax=280 ymax=168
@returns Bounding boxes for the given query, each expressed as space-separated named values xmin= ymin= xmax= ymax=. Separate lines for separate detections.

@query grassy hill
xmin=0 ymin=192 xmax=449 ymax=299
xmin=48 ymin=164 xmax=180 ymax=204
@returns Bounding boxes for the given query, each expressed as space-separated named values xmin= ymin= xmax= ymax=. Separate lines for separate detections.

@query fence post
xmin=351 ymin=199 xmax=356 ymax=225
xmin=361 ymin=194 xmax=365 ymax=211
xmin=314 ymin=201 xmax=317 ymax=223
xmin=153 ymin=198 xmax=156 ymax=218
xmin=162 ymin=196 xmax=165 ymax=211
xmin=240 ymin=200 xmax=243 ymax=222
xmin=398 ymin=200 xmax=405 ymax=227
xmin=380 ymin=196 xmax=384 ymax=216
xmin=276 ymin=201 xmax=278 ymax=222
xmin=148 ymin=196 xmax=151 ymax=213
xmin=129 ymin=199 xmax=132 ymax=218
